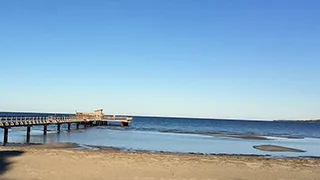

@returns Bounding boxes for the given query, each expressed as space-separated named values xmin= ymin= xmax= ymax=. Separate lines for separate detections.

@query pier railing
xmin=0 ymin=115 xmax=132 ymax=127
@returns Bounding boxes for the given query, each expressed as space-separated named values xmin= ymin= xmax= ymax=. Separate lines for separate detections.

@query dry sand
xmin=0 ymin=143 xmax=319 ymax=180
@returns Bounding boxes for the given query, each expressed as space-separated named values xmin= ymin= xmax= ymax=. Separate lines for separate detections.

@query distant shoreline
xmin=0 ymin=112 xmax=258 ymax=121
xmin=1 ymin=111 xmax=319 ymax=122
xmin=274 ymin=119 xmax=320 ymax=123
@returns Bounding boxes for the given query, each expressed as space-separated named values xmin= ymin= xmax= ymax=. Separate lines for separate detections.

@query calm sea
xmin=1 ymin=112 xmax=320 ymax=157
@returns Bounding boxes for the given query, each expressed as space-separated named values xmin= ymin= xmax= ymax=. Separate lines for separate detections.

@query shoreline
xmin=2 ymin=142 xmax=320 ymax=161
xmin=1 ymin=143 xmax=320 ymax=180
xmin=1 ymin=142 xmax=318 ymax=159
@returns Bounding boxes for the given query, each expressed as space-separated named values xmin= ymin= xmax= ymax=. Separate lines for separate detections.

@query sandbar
xmin=253 ymin=145 xmax=306 ymax=152
xmin=213 ymin=133 xmax=269 ymax=140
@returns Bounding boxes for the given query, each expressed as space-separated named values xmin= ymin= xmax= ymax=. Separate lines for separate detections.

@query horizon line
xmin=1 ymin=110 xmax=318 ymax=121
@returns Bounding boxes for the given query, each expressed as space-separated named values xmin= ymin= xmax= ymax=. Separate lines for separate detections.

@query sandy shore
xmin=0 ymin=143 xmax=320 ymax=180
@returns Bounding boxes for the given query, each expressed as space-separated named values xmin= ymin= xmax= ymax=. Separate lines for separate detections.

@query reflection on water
xmin=1 ymin=125 xmax=320 ymax=158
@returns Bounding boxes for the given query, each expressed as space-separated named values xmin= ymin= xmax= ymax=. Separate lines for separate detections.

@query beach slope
xmin=0 ymin=145 xmax=319 ymax=180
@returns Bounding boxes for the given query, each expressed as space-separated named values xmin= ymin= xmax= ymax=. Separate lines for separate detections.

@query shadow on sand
xmin=0 ymin=150 xmax=24 ymax=176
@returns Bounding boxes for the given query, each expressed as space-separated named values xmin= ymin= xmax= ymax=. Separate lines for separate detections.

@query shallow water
xmin=1 ymin=115 xmax=320 ymax=157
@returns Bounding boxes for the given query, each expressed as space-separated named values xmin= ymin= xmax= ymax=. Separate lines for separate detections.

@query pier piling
xmin=43 ymin=125 xmax=47 ymax=135
xmin=68 ymin=123 xmax=71 ymax=131
xmin=3 ymin=128 xmax=8 ymax=145
xmin=121 ymin=122 xmax=129 ymax=127
xmin=26 ymin=126 xmax=31 ymax=144
xmin=76 ymin=123 xmax=79 ymax=129
xmin=57 ymin=123 xmax=61 ymax=133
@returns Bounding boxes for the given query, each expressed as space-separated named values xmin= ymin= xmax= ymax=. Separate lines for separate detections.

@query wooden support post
xmin=26 ymin=126 xmax=31 ymax=144
xmin=104 ymin=121 xmax=108 ymax=126
xmin=43 ymin=125 xmax=47 ymax=136
xmin=57 ymin=123 xmax=61 ymax=133
xmin=76 ymin=123 xmax=79 ymax=129
xmin=3 ymin=128 xmax=8 ymax=145
xmin=68 ymin=123 xmax=71 ymax=131
xmin=121 ymin=122 xmax=128 ymax=127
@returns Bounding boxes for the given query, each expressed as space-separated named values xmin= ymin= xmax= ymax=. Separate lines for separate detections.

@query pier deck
xmin=0 ymin=116 xmax=132 ymax=127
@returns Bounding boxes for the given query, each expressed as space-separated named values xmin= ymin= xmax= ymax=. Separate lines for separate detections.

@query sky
xmin=0 ymin=0 xmax=319 ymax=120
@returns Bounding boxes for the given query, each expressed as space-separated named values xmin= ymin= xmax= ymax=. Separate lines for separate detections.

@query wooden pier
xmin=0 ymin=109 xmax=132 ymax=145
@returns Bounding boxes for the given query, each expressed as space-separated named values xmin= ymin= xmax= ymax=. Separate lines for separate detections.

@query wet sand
xmin=161 ymin=131 xmax=305 ymax=140
xmin=162 ymin=131 xmax=270 ymax=140
xmin=213 ymin=133 xmax=269 ymax=140
xmin=0 ymin=143 xmax=319 ymax=180
xmin=254 ymin=145 xmax=306 ymax=152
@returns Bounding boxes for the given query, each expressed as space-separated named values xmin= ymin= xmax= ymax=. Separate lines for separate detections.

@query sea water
xmin=1 ymin=114 xmax=319 ymax=157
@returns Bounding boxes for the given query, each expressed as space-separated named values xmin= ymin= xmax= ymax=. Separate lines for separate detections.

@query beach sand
xmin=0 ymin=143 xmax=319 ymax=180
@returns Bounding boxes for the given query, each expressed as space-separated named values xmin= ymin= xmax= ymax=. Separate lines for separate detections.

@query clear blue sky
xmin=1 ymin=0 xmax=319 ymax=120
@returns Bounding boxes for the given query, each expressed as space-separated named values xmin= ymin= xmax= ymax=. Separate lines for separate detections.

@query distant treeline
xmin=274 ymin=119 xmax=320 ymax=123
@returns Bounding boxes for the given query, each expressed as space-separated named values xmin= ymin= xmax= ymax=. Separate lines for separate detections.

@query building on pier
xmin=74 ymin=109 xmax=104 ymax=120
